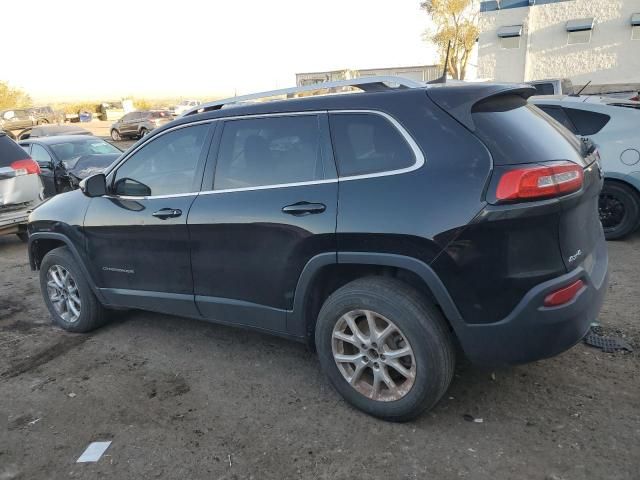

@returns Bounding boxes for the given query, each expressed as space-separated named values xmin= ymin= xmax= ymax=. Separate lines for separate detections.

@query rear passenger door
xmin=188 ymin=113 xmax=338 ymax=334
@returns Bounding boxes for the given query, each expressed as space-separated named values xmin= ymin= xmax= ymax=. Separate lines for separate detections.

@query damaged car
xmin=0 ymin=131 xmax=42 ymax=241
xmin=19 ymin=135 xmax=121 ymax=198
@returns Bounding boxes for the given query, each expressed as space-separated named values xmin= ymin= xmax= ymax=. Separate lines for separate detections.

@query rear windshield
xmin=0 ymin=135 xmax=30 ymax=167
xmin=472 ymin=95 xmax=583 ymax=166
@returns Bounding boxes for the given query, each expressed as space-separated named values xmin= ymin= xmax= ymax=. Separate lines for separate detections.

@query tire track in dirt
xmin=1 ymin=335 xmax=90 ymax=379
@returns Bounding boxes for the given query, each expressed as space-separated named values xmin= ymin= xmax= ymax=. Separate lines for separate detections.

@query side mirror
xmin=80 ymin=173 xmax=107 ymax=197
xmin=113 ymin=177 xmax=151 ymax=197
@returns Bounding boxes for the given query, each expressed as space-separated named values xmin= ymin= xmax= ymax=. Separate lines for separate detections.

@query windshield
xmin=50 ymin=139 xmax=121 ymax=167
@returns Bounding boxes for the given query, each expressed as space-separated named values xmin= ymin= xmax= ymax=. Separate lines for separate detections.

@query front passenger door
xmin=84 ymin=122 xmax=214 ymax=316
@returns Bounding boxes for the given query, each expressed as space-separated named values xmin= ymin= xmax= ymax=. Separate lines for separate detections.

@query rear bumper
xmin=0 ymin=204 xmax=32 ymax=235
xmin=456 ymin=231 xmax=609 ymax=366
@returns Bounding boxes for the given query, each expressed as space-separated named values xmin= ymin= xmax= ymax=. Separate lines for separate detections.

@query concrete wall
xmin=478 ymin=0 xmax=640 ymax=85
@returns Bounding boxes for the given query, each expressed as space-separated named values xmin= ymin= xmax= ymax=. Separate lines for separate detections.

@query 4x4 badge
xmin=568 ymin=249 xmax=582 ymax=263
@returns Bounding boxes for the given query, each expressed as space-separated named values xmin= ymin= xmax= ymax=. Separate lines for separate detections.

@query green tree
xmin=422 ymin=0 xmax=479 ymax=80
xmin=0 ymin=81 xmax=32 ymax=110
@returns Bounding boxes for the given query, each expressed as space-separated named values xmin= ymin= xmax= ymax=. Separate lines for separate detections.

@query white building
xmin=478 ymin=0 xmax=640 ymax=89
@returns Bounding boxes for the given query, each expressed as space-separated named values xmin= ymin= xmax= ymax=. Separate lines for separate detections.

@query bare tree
xmin=422 ymin=0 xmax=479 ymax=80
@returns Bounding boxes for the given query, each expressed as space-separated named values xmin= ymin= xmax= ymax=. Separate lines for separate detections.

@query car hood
xmin=66 ymin=153 xmax=120 ymax=180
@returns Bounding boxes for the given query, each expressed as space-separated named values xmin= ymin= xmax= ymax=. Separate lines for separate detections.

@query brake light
xmin=544 ymin=279 xmax=585 ymax=307
xmin=10 ymin=158 xmax=40 ymax=175
xmin=496 ymin=162 xmax=583 ymax=202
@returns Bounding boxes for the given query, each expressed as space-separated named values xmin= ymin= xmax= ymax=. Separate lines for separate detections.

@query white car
xmin=531 ymin=96 xmax=640 ymax=239
xmin=0 ymin=132 xmax=43 ymax=241
xmin=171 ymin=99 xmax=202 ymax=117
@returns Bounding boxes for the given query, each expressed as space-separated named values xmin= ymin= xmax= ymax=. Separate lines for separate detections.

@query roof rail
xmin=183 ymin=76 xmax=425 ymax=116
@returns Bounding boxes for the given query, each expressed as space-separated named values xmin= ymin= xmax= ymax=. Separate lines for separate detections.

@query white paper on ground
xmin=76 ymin=441 xmax=112 ymax=463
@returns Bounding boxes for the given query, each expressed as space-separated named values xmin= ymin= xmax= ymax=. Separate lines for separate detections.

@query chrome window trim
xmin=105 ymin=110 xmax=425 ymax=200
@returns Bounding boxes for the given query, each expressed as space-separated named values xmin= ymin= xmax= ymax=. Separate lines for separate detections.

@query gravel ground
xmin=1 ymin=203 xmax=639 ymax=478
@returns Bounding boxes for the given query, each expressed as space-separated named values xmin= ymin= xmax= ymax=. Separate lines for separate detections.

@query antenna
xmin=572 ymin=80 xmax=591 ymax=97
xmin=427 ymin=40 xmax=451 ymax=84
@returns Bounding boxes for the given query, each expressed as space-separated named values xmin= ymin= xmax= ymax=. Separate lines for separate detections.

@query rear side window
xmin=536 ymin=105 xmax=577 ymax=134
xmin=532 ymin=83 xmax=555 ymax=95
xmin=472 ymin=95 xmax=582 ymax=166
xmin=564 ymin=107 xmax=610 ymax=135
xmin=214 ymin=115 xmax=323 ymax=190
xmin=329 ymin=113 xmax=414 ymax=177
xmin=0 ymin=135 xmax=30 ymax=167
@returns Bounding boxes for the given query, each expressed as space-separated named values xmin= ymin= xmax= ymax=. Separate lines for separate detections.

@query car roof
xmin=22 ymin=134 xmax=100 ymax=144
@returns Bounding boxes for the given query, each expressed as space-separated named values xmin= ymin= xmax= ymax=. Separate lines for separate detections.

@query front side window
xmin=214 ymin=115 xmax=323 ymax=190
xmin=329 ymin=113 xmax=415 ymax=177
xmin=113 ymin=124 xmax=208 ymax=196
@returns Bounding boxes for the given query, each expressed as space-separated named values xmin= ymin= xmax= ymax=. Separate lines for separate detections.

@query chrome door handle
xmin=152 ymin=208 xmax=182 ymax=219
xmin=282 ymin=202 xmax=326 ymax=216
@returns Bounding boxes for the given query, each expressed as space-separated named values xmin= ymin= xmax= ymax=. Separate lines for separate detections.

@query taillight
xmin=544 ymin=279 xmax=585 ymax=307
xmin=10 ymin=158 xmax=41 ymax=175
xmin=496 ymin=161 xmax=583 ymax=202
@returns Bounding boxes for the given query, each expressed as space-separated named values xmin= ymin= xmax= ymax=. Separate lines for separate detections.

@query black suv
xmin=27 ymin=80 xmax=608 ymax=421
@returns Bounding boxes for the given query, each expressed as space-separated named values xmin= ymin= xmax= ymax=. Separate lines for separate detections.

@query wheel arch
xmin=603 ymin=172 xmax=640 ymax=197
xmin=288 ymin=252 xmax=464 ymax=343
xmin=29 ymin=232 xmax=107 ymax=304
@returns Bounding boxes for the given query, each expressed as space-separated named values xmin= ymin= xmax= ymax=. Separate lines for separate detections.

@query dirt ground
xmin=1 ymin=212 xmax=639 ymax=478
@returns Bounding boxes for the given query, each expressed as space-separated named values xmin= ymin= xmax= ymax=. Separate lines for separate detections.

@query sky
xmin=0 ymin=0 xmax=437 ymax=102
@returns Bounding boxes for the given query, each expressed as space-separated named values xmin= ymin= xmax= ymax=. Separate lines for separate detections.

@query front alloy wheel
xmin=46 ymin=264 xmax=81 ymax=323
xmin=332 ymin=309 xmax=416 ymax=401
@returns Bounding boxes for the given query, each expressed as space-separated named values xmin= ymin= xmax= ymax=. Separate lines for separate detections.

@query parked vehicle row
xmin=26 ymin=78 xmax=608 ymax=421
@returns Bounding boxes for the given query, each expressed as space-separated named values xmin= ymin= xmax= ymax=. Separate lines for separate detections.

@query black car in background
xmin=110 ymin=110 xmax=173 ymax=140
xmin=19 ymin=135 xmax=121 ymax=197
xmin=27 ymin=79 xmax=608 ymax=421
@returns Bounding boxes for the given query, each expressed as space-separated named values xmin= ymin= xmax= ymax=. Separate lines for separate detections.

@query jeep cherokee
xmin=27 ymin=78 xmax=608 ymax=421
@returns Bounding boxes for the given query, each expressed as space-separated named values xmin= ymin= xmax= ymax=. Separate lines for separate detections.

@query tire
xmin=37 ymin=119 xmax=49 ymax=125
xmin=110 ymin=129 xmax=121 ymax=141
xmin=16 ymin=232 xmax=28 ymax=243
xmin=139 ymin=128 xmax=149 ymax=138
xmin=39 ymin=247 xmax=108 ymax=333
xmin=315 ymin=277 xmax=455 ymax=422
xmin=599 ymin=181 xmax=640 ymax=240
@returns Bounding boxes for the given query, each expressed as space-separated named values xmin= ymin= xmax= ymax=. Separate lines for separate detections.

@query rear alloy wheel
xmin=332 ymin=310 xmax=416 ymax=401
xmin=316 ymin=277 xmax=455 ymax=421
xmin=599 ymin=181 xmax=639 ymax=240
xmin=110 ymin=129 xmax=121 ymax=141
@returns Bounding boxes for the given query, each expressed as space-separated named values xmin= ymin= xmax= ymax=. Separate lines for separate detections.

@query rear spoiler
xmin=426 ymin=84 xmax=536 ymax=131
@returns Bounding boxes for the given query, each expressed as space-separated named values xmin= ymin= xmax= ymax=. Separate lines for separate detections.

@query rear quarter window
xmin=329 ymin=113 xmax=415 ymax=177
xmin=0 ymin=135 xmax=30 ymax=167
xmin=564 ymin=107 xmax=610 ymax=135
